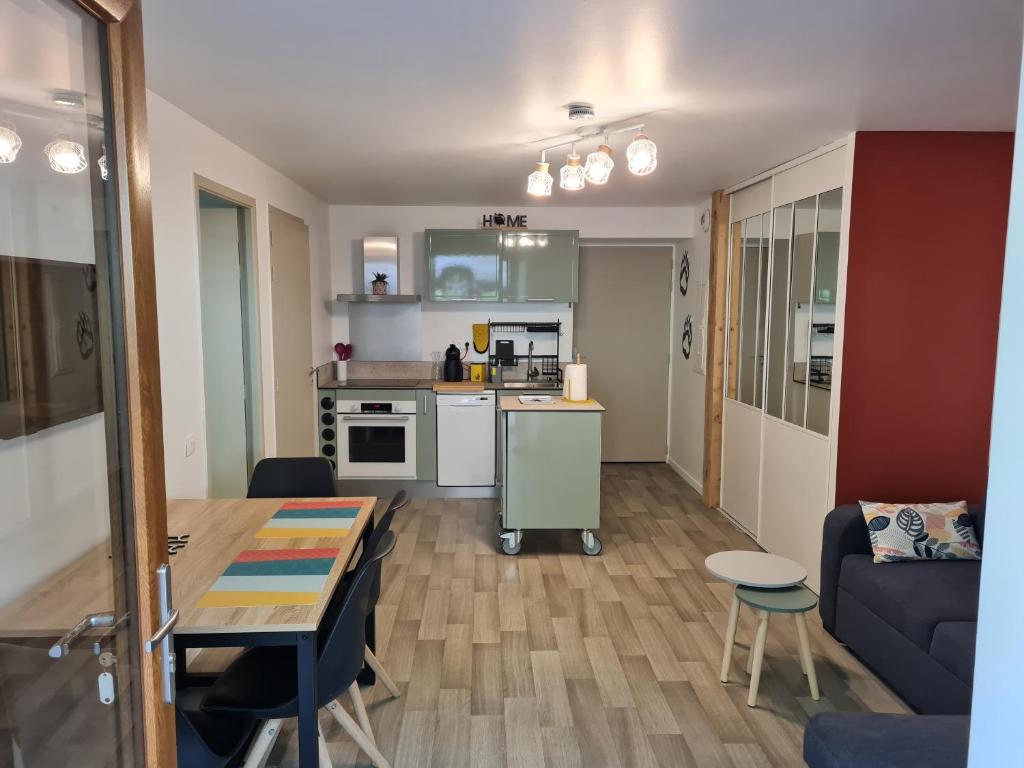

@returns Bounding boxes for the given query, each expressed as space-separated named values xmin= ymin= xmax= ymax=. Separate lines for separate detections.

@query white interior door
xmin=269 ymin=206 xmax=315 ymax=457
xmin=574 ymin=245 xmax=672 ymax=462
xmin=199 ymin=205 xmax=249 ymax=497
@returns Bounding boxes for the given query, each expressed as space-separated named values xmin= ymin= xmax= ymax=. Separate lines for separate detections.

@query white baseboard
xmin=666 ymin=456 xmax=702 ymax=494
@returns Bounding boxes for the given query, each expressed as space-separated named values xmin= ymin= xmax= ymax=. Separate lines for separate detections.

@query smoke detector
xmin=567 ymin=102 xmax=595 ymax=121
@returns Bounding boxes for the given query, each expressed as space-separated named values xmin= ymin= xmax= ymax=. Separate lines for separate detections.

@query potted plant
xmin=371 ymin=271 xmax=389 ymax=295
xmin=334 ymin=342 xmax=352 ymax=383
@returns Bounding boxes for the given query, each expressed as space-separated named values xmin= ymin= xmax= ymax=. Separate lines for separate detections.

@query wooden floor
xmin=273 ymin=463 xmax=909 ymax=767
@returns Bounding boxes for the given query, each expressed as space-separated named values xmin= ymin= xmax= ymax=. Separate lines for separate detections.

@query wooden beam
xmin=703 ymin=190 xmax=730 ymax=508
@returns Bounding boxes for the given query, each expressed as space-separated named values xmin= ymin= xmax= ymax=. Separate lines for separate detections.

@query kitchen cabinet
xmin=425 ymin=230 xmax=501 ymax=301
xmin=425 ymin=229 xmax=579 ymax=302
xmin=415 ymin=390 xmax=437 ymax=481
xmin=501 ymin=230 xmax=578 ymax=303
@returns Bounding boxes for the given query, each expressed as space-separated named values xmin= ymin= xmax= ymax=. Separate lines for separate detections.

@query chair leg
xmin=348 ymin=682 xmax=376 ymax=746
xmin=325 ymin=699 xmax=391 ymax=768
xmin=364 ymin=646 xmax=401 ymax=699
xmin=318 ymin=725 xmax=333 ymax=768
xmin=795 ymin=612 xmax=820 ymax=701
xmin=747 ymin=610 xmax=770 ymax=708
xmin=720 ymin=589 xmax=741 ymax=683
xmin=241 ymin=718 xmax=282 ymax=768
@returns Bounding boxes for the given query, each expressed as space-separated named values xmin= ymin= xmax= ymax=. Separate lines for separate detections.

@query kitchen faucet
xmin=527 ymin=340 xmax=538 ymax=381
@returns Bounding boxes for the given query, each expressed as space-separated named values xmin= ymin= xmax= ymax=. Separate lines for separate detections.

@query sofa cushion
xmin=930 ymin=622 xmax=977 ymax=687
xmin=838 ymin=554 xmax=981 ymax=651
xmin=804 ymin=713 xmax=970 ymax=768
xmin=860 ymin=501 xmax=981 ymax=563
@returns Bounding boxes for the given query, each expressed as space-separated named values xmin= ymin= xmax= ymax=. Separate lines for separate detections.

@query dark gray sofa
xmin=804 ymin=713 xmax=970 ymax=767
xmin=819 ymin=504 xmax=984 ymax=715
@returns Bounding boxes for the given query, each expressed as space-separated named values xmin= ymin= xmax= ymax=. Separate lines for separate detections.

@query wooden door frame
xmin=702 ymin=190 xmax=730 ymax=508
xmin=76 ymin=0 xmax=174 ymax=764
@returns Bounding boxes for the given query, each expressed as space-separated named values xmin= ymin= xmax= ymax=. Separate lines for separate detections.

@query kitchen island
xmin=498 ymin=395 xmax=606 ymax=555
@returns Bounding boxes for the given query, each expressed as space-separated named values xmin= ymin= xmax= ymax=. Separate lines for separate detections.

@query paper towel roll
xmin=562 ymin=362 xmax=588 ymax=402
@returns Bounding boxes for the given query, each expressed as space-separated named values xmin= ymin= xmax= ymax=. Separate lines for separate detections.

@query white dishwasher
xmin=436 ymin=391 xmax=496 ymax=486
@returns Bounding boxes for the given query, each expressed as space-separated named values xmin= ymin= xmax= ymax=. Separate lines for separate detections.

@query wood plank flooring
xmin=272 ymin=463 xmax=909 ymax=767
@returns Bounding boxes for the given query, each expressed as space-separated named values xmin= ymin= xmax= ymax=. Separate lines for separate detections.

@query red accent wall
xmin=835 ymin=132 xmax=1013 ymax=504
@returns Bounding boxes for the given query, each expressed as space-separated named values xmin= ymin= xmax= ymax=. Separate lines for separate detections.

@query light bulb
xmin=98 ymin=154 xmax=108 ymax=180
xmin=626 ymin=132 xmax=657 ymax=176
xmin=526 ymin=160 xmax=553 ymax=196
xmin=45 ymin=137 xmax=88 ymax=174
xmin=0 ymin=125 xmax=22 ymax=164
xmin=559 ymin=152 xmax=586 ymax=191
xmin=584 ymin=144 xmax=614 ymax=185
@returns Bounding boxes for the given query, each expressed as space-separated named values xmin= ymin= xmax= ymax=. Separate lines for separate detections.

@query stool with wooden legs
xmin=200 ymin=531 xmax=398 ymax=768
xmin=720 ymin=584 xmax=820 ymax=707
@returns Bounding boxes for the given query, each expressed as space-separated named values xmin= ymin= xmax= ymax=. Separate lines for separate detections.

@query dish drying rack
xmin=488 ymin=320 xmax=562 ymax=381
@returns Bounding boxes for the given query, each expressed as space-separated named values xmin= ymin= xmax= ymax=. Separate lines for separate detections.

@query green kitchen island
xmin=498 ymin=395 xmax=606 ymax=556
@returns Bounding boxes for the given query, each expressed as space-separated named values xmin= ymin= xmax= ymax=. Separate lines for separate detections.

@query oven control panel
xmin=337 ymin=400 xmax=418 ymax=414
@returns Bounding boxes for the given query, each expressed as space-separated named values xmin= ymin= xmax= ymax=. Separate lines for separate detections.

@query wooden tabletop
xmin=0 ymin=496 xmax=376 ymax=637
xmin=499 ymin=395 xmax=605 ymax=412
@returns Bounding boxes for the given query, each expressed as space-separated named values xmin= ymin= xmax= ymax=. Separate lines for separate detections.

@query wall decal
xmin=679 ymin=251 xmax=690 ymax=296
xmin=681 ymin=314 xmax=693 ymax=360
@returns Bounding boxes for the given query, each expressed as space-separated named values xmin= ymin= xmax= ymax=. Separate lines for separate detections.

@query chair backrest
xmin=359 ymin=490 xmax=408 ymax=609
xmin=317 ymin=529 xmax=397 ymax=704
xmin=246 ymin=457 xmax=337 ymax=498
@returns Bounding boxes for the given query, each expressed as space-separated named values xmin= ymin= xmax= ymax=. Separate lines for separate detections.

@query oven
xmin=335 ymin=399 xmax=417 ymax=479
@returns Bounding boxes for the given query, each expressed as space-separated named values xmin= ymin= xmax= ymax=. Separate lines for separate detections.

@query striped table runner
xmin=254 ymin=501 xmax=362 ymax=539
xmin=197 ymin=547 xmax=341 ymax=608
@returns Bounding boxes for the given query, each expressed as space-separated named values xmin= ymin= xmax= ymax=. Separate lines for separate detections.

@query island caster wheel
xmin=582 ymin=530 xmax=602 ymax=556
xmin=500 ymin=531 xmax=523 ymax=556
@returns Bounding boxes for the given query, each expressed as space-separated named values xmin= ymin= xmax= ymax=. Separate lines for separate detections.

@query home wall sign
xmin=679 ymin=251 xmax=690 ymax=296
xmin=481 ymin=213 xmax=528 ymax=229
xmin=681 ymin=314 xmax=693 ymax=360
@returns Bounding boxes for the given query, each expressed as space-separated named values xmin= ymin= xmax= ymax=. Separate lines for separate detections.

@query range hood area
xmin=335 ymin=236 xmax=422 ymax=303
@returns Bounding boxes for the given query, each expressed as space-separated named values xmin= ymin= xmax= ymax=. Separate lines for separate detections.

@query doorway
xmin=269 ymin=206 xmax=315 ymax=457
xmin=574 ymin=245 xmax=673 ymax=461
xmin=197 ymin=183 xmax=262 ymax=497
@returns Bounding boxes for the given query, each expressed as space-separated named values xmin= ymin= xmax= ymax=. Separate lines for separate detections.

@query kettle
xmin=443 ymin=343 xmax=464 ymax=382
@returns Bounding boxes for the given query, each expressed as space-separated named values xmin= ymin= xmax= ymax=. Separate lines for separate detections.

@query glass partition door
xmin=0 ymin=1 xmax=148 ymax=765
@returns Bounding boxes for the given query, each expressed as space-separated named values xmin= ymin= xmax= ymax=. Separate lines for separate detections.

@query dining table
xmin=0 ymin=495 xmax=379 ymax=768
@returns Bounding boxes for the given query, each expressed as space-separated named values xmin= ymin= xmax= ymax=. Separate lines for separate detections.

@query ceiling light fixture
xmin=559 ymin=145 xmax=586 ymax=191
xmin=0 ymin=124 xmax=22 ymax=163
xmin=45 ymin=136 xmax=88 ymax=174
xmin=626 ymin=128 xmax=657 ymax=176
xmin=584 ymin=142 xmax=614 ymax=185
xmin=526 ymin=150 xmax=553 ymax=197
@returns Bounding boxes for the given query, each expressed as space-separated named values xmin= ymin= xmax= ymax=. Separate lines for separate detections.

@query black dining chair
xmin=349 ymin=490 xmax=407 ymax=700
xmin=246 ymin=457 xmax=337 ymax=498
xmin=200 ymin=530 xmax=397 ymax=768
xmin=175 ymin=688 xmax=260 ymax=768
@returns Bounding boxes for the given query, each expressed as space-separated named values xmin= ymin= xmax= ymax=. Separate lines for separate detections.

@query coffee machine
xmin=443 ymin=343 xmax=464 ymax=382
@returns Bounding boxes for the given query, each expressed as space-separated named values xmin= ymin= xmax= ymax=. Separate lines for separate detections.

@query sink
xmin=501 ymin=381 xmax=561 ymax=389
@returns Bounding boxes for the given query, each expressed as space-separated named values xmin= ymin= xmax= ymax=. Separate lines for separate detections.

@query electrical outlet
xmin=185 ymin=433 xmax=196 ymax=458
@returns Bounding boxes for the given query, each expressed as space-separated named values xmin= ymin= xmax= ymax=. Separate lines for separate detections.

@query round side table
xmin=705 ymin=551 xmax=817 ymax=707
xmin=735 ymin=585 xmax=820 ymax=707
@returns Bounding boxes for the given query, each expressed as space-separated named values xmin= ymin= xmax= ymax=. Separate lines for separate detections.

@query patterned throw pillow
xmin=859 ymin=501 xmax=982 ymax=563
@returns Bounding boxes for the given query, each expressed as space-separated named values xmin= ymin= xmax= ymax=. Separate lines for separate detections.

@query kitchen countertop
xmin=321 ymin=378 xmax=564 ymax=391
xmin=499 ymin=396 xmax=605 ymax=412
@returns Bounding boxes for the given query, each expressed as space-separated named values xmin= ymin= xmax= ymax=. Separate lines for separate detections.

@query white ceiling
xmin=142 ymin=0 xmax=1023 ymax=206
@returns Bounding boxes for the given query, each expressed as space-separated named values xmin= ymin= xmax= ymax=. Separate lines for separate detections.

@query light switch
xmin=185 ymin=434 xmax=196 ymax=457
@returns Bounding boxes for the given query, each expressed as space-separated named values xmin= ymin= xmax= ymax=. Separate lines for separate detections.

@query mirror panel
xmin=785 ymin=195 xmax=817 ymax=427
xmin=752 ymin=212 xmax=770 ymax=409
xmin=765 ymin=203 xmax=793 ymax=419
xmin=806 ymin=187 xmax=843 ymax=435
xmin=736 ymin=214 xmax=763 ymax=406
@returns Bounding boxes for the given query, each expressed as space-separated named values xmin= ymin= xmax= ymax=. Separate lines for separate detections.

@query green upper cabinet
xmin=425 ymin=229 xmax=579 ymax=303
xmin=501 ymin=230 xmax=578 ymax=303
xmin=425 ymin=229 xmax=501 ymax=301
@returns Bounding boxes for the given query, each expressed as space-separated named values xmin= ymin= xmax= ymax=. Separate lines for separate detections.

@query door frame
xmin=193 ymin=175 xmax=265 ymax=491
xmin=76 ymin=0 xmax=176 ymax=764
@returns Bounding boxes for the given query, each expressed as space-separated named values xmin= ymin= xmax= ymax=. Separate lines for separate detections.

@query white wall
xmin=667 ymin=203 xmax=710 ymax=491
xmin=148 ymin=92 xmax=331 ymax=498
xmin=968 ymin=48 xmax=1024 ymax=765
xmin=329 ymin=205 xmax=693 ymax=362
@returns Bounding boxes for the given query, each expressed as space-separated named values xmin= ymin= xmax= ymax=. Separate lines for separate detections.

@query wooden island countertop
xmin=499 ymin=395 xmax=605 ymax=412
